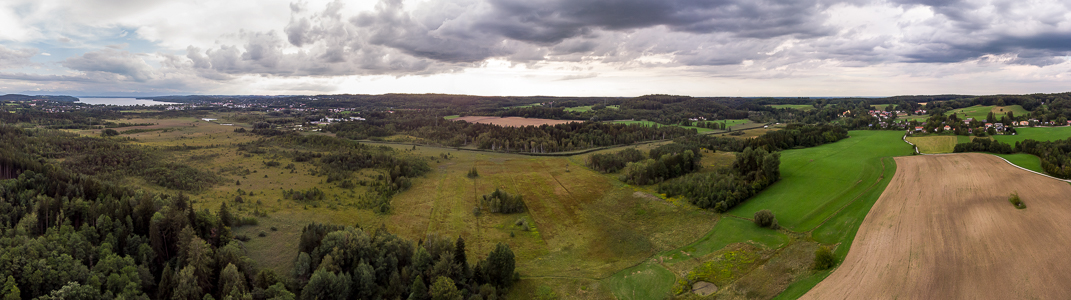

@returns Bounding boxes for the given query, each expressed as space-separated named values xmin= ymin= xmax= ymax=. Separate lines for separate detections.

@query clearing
xmin=906 ymin=135 xmax=958 ymax=153
xmin=802 ymin=153 xmax=1071 ymax=299
xmin=767 ymin=104 xmax=815 ymax=111
xmin=452 ymin=116 xmax=579 ymax=127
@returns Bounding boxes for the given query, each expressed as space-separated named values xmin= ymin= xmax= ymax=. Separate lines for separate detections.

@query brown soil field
xmin=452 ymin=116 xmax=578 ymax=127
xmin=803 ymin=153 xmax=1071 ymax=299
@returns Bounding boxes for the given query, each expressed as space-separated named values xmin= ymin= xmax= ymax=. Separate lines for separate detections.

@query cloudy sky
xmin=0 ymin=0 xmax=1069 ymax=97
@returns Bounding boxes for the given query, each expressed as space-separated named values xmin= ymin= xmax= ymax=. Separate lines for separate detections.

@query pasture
xmin=452 ymin=116 xmax=579 ymax=127
xmin=564 ymin=105 xmax=619 ymax=112
xmin=768 ymin=104 xmax=815 ymax=111
xmin=803 ymin=154 xmax=1071 ymax=299
xmin=992 ymin=126 xmax=1071 ymax=144
xmin=906 ymin=135 xmax=958 ymax=153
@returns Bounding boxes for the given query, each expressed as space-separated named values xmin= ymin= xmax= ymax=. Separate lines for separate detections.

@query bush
xmin=754 ymin=209 xmax=778 ymax=229
xmin=467 ymin=167 xmax=479 ymax=178
xmin=1009 ymin=192 xmax=1026 ymax=209
xmin=813 ymin=246 xmax=836 ymax=270
xmin=258 ymin=231 xmax=267 ymax=237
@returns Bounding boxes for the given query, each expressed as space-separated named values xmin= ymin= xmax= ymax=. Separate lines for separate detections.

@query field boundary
xmin=903 ymin=133 xmax=1071 ymax=182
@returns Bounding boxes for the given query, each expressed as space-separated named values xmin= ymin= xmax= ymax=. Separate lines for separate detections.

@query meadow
xmin=65 ymin=114 xmax=917 ymax=299
xmin=610 ymin=119 xmax=753 ymax=134
xmin=564 ymin=105 xmax=619 ymax=112
xmin=992 ymin=126 xmax=1071 ymax=144
xmin=906 ymin=135 xmax=958 ymax=153
xmin=768 ymin=104 xmax=815 ymax=111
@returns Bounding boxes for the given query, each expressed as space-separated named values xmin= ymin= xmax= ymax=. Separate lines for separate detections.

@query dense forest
xmin=660 ymin=147 xmax=781 ymax=212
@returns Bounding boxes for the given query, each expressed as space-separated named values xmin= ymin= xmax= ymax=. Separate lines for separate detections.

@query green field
xmin=610 ymin=119 xmax=752 ymax=134
xmin=906 ymin=135 xmax=958 ymax=154
xmin=768 ymin=104 xmax=815 ymax=111
xmin=946 ymin=105 xmax=1029 ymax=121
xmin=992 ymin=126 xmax=1071 ymax=144
xmin=564 ymin=105 xmax=618 ymax=112
xmin=871 ymin=104 xmax=891 ymax=110
xmin=730 ymin=131 xmax=913 ymax=231
xmin=995 ymin=153 xmax=1044 ymax=174
xmin=443 ymin=115 xmax=460 ymax=119
xmin=604 ymin=130 xmax=911 ymax=299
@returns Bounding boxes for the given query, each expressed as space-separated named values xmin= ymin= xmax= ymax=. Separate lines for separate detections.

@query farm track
xmin=802 ymin=153 xmax=1071 ymax=299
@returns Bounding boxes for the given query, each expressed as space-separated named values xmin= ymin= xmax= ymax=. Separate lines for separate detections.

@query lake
xmin=77 ymin=98 xmax=178 ymax=106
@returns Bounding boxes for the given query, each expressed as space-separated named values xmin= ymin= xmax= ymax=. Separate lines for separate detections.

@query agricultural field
xmin=453 ymin=116 xmax=579 ymax=127
xmin=804 ymin=153 xmax=1071 ymax=299
xmin=610 ymin=119 xmax=753 ymax=134
xmin=870 ymin=104 xmax=890 ymax=110
xmin=906 ymin=135 xmax=958 ymax=153
xmin=946 ymin=104 xmax=1028 ymax=121
xmin=768 ymin=104 xmax=815 ymax=111
xmin=564 ymin=105 xmax=619 ymax=112
xmin=992 ymin=126 xmax=1071 ymax=144
xmin=995 ymin=153 xmax=1044 ymax=174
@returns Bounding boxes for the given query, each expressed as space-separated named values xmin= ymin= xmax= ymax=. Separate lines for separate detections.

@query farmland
xmin=452 ymin=115 xmax=580 ymax=127
xmin=610 ymin=119 xmax=753 ymax=134
xmin=906 ymin=135 xmax=958 ymax=153
xmin=564 ymin=105 xmax=619 ymax=112
xmin=768 ymin=104 xmax=815 ymax=111
xmin=803 ymin=153 xmax=1071 ymax=299
xmin=992 ymin=126 xmax=1071 ymax=144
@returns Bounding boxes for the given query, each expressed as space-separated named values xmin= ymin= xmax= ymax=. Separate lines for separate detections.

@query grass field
xmin=610 ymin=119 xmax=753 ymax=134
xmin=945 ymin=104 xmax=1029 ymax=121
xmin=992 ymin=126 xmax=1071 ymax=144
xmin=906 ymin=135 xmax=958 ymax=153
xmin=996 ymin=153 xmax=1044 ymax=174
xmin=768 ymin=104 xmax=815 ymax=111
xmin=870 ymin=104 xmax=890 ymax=110
xmin=564 ymin=105 xmax=618 ymax=112
xmin=444 ymin=115 xmax=460 ymax=120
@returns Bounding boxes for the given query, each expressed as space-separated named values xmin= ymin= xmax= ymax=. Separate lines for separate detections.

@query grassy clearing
xmin=604 ymin=263 xmax=677 ymax=300
xmin=443 ymin=115 xmax=460 ymax=120
xmin=992 ymin=105 xmax=1029 ymax=117
xmin=956 ymin=135 xmax=972 ymax=144
xmin=995 ymin=153 xmax=1044 ymax=174
xmin=906 ymin=135 xmax=958 ymax=154
xmin=656 ymin=217 xmax=788 ymax=265
xmin=768 ymin=104 xmax=815 ymax=111
xmin=564 ymin=105 xmax=619 ymax=112
xmin=729 ymin=131 xmax=913 ymax=232
xmin=993 ymin=126 xmax=1071 ymax=144
xmin=610 ymin=120 xmax=715 ymax=133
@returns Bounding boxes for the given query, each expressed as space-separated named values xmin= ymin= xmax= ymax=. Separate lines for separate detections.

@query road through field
xmin=802 ymin=153 xmax=1071 ymax=299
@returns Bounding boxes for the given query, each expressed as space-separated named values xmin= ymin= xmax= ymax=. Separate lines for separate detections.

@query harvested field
xmin=452 ymin=116 xmax=578 ymax=127
xmin=906 ymin=135 xmax=957 ymax=153
xmin=802 ymin=153 xmax=1071 ymax=299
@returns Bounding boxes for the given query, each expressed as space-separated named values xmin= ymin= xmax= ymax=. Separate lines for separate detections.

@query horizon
xmin=2 ymin=0 xmax=1070 ymax=96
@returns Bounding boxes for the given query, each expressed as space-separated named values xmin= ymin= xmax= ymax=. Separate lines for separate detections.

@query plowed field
xmin=802 ymin=153 xmax=1071 ymax=299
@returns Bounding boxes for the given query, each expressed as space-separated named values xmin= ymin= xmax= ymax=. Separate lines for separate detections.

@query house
xmin=985 ymin=123 xmax=993 ymax=128
xmin=914 ymin=126 xmax=924 ymax=131
xmin=1019 ymin=121 xmax=1030 ymax=126
xmin=943 ymin=125 xmax=951 ymax=131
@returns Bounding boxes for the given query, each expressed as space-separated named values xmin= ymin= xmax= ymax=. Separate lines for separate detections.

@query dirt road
xmin=802 ymin=153 xmax=1071 ymax=299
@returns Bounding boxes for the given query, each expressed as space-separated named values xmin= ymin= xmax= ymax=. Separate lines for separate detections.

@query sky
xmin=0 ymin=0 xmax=1069 ymax=97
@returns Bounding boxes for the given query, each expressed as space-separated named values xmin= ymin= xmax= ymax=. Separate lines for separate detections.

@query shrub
xmin=1009 ymin=192 xmax=1026 ymax=209
xmin=258 ymin=231 xmax=267 ymax=237
xmin=753 ymin=209 xmax=778 ymax=229
xmin=467 ymin=167 xmax=479 ymax=178
xmin=813 ymin=246 xmax=836 ymax=270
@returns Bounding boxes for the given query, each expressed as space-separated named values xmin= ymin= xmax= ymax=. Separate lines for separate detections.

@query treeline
xmin=675 ymin=124 xmax=849 ymax=152
xmin=295 ymin=224 xmax=517 ymax=299
xmin=956 ymin=137 xmax=1071 ymax=179
xmin=659 ymin=147 xmax=781 ymax=212
xmin=587 ymin=148 xmax=645 ymax=173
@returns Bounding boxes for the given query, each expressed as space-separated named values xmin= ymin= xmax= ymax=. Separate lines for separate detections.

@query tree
xmin=813 ymin=246 xmax=836 ymax=270
xmin=300 ymin=269 xmax=350 ymax=300
xmin=102 ymin=129 xmax=120 ymax=137
xmin=408 ymin=275 xmax=428 ymax=300
xmin=753 ymin=209 xmax=778 ymax=229
xmin=218 ymin=263 xmax=247 ymax=299
xmin=484 ymin=243 xmax=515 ymax=288
xmin=172 ymin=266 xmax=204 ymax=300
xmin=3 ymin=275 xmax=20 ymax=300
xmin=429 ymin=277 xmax=462 ymax=300
xmin=219 ymin=202 xmax=233 ymax=227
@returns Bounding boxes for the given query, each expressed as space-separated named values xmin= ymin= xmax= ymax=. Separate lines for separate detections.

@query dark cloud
xmin=61 ymin=49 xmax=157 ymax=81
xmin=0 ymin=45 xmax=38 ymax=69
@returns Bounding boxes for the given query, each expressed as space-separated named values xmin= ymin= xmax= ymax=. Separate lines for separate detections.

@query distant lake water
xmin=77 ymin=98 xmax=178 ymax=106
